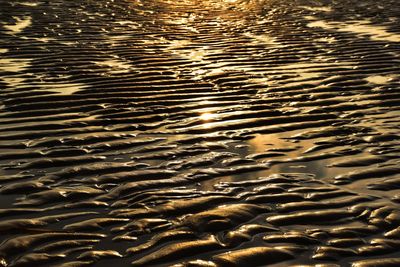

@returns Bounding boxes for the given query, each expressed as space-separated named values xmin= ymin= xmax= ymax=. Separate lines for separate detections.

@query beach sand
xmin=0 ymin=0 xmax=400 ymax=266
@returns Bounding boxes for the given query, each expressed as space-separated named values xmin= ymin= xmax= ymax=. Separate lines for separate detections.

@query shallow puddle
xmin=94 ymin=59 xmax=133 ymax=74
xmin=38 ymin=82 xmax=89 ymax=95
xmin=307 ymin=18 xmax=400 ymax=43
xmin=365 ymin=75 xmax=395 ymax=84
xmin=3 ymin=16 xmax=32 ymax=34
xmin=0 ymin=58 xmax=31 ymax=72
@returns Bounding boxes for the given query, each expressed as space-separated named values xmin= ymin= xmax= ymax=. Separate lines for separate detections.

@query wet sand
xmin=1 ymin=0 xmax=400 ymax=266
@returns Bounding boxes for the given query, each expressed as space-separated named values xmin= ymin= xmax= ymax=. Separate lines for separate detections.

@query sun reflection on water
xmin=200 ymin=112 xmax=217 ymax=121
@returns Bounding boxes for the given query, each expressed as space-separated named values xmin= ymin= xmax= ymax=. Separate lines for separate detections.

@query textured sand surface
xmin=1 ymin=0 xmax=400 ymax=266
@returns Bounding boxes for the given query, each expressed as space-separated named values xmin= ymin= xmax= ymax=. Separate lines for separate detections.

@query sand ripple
xmin=1 ymin=0 xmax=400 ymax=266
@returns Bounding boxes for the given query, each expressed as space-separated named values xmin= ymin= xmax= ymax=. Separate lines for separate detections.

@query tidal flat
xmin=0 ymin=0 xmax=400 ymax=266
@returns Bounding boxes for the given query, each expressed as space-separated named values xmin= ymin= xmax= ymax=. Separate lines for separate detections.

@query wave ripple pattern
xmin=1 ymin=0 xmax=400 ymax=266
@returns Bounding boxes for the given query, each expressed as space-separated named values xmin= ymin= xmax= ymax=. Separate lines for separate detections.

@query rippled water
xmin=1 ymin=0 xmax=400 ymax=266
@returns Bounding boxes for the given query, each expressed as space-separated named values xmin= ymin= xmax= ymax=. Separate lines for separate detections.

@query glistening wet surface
xmin=0 ymin=0 xmax=400 ymax=266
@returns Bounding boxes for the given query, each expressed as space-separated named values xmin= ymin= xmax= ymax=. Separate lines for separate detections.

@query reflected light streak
xmin=200 ymin=112 xmax=217 ymax=121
